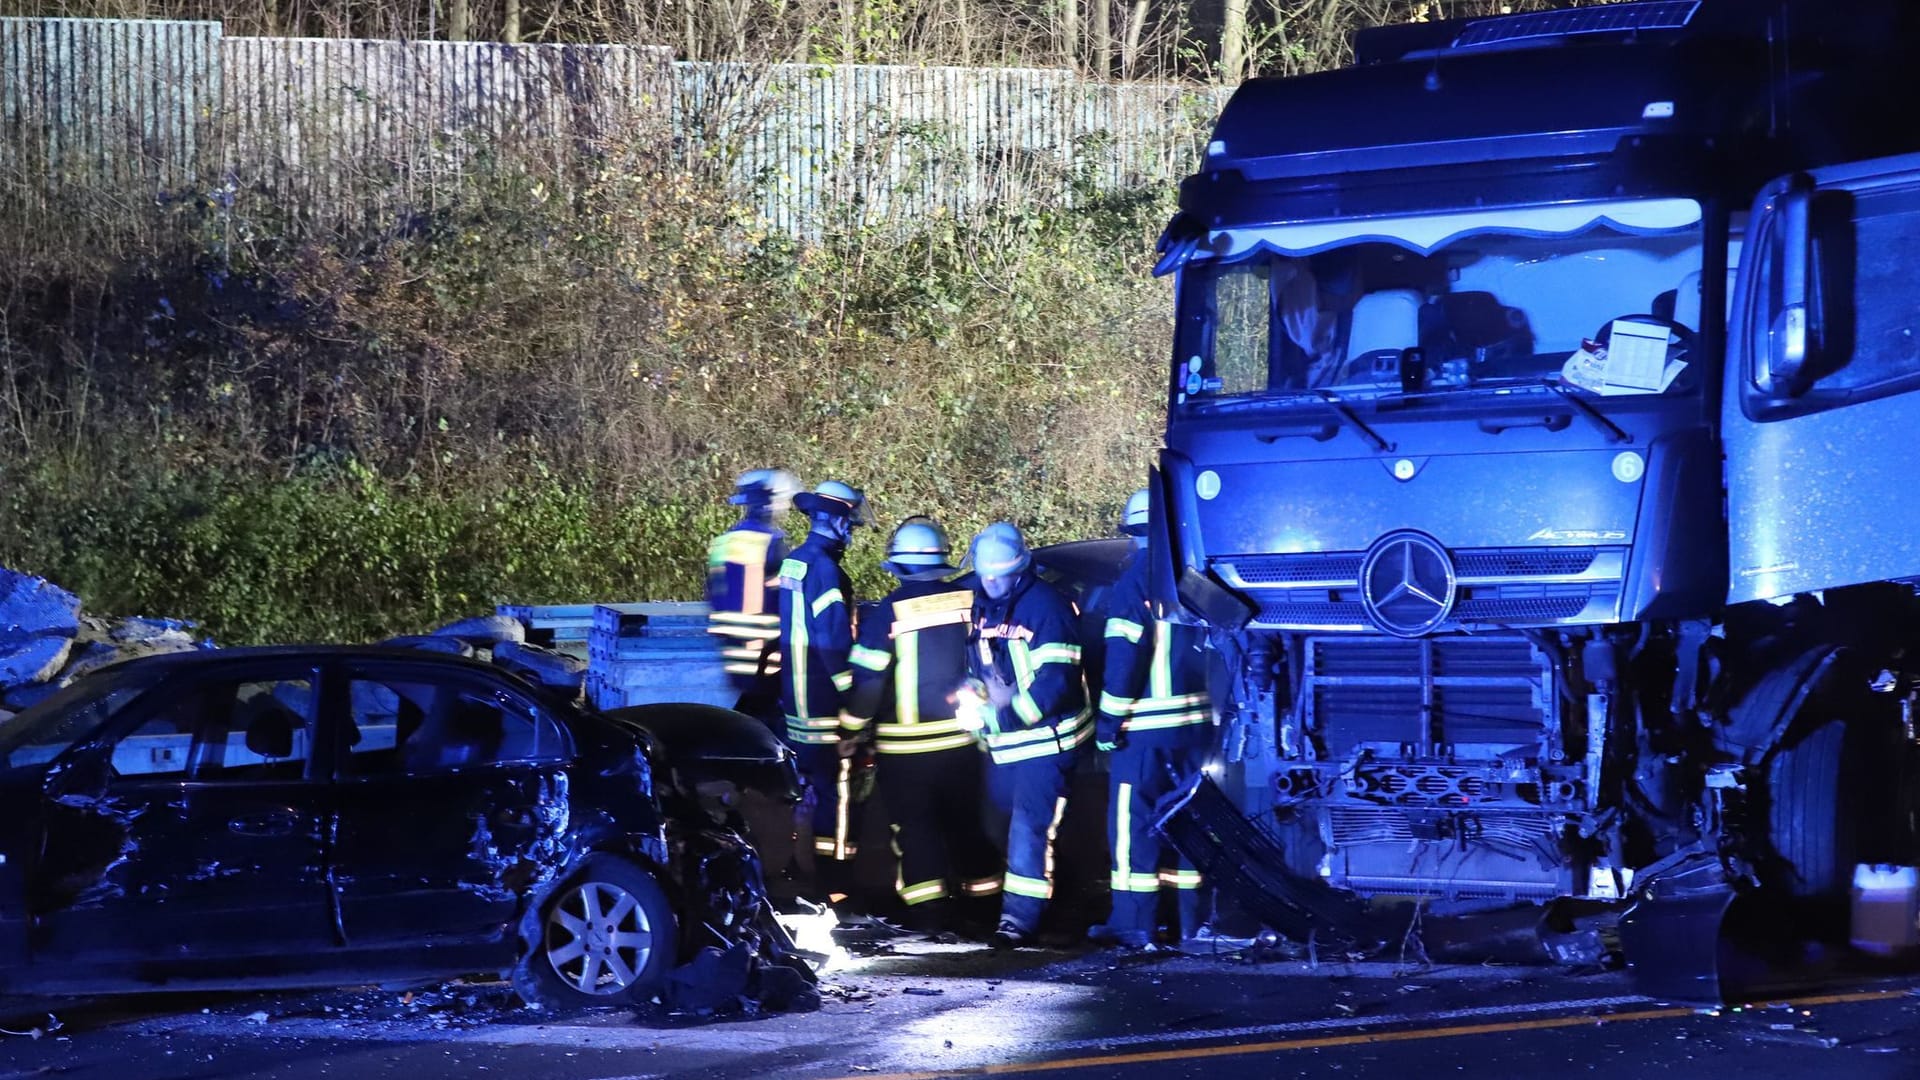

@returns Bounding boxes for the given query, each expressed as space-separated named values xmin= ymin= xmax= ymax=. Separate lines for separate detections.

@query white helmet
xmin=730 ymin=468 xmax=801 ymax=514
xmin=794 ymin=479 xmax=870 ymax=525
xmin=1122 ymin=488 xmax=1151 ymax=537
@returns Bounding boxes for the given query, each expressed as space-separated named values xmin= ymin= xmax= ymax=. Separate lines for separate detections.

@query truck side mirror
xmin=1176 ymin=567 xmax=1255 ymax=632
xmin=1758 ymin=179 xmax=1815 ymax=397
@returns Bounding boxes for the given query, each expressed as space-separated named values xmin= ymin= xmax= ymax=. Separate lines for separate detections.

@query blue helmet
xmin=1121 ymin=488 xmax=1150 ymax=536
xmin=886 ymin=516 xmax=956 ymax=576
xmin=969 ymin=522 xmax=1032 ymax=578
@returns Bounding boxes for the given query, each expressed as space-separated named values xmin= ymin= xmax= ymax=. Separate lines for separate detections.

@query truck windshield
xmin=1172 ymin=199 xmax=1706 ymax=408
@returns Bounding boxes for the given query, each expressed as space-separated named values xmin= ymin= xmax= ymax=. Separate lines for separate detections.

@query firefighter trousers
xmin=793 ymin=743 xmax=862 ymax=870
xmin=875 ymin=745 xmax=1003 ymax=908
xmin=992 ymin=753 xmax=1076 ymax=933
xmin=1107 ymin=733 xmax=1206 ymax=936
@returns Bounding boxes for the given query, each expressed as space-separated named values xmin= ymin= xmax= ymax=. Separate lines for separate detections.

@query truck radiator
xmin=1303 ymin=634 xmax=1554 ymax=758
xmin=1321 ymin=806 xmax=1570 ymax=901
xmin=1328 ymin=806 xmax=1556 ymax=853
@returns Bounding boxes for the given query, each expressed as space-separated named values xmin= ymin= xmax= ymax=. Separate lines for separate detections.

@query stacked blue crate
xmin=584 ymin=602 xmax=737 ymax=711
xmin=494 ymin=603 xmax=600 ymax=657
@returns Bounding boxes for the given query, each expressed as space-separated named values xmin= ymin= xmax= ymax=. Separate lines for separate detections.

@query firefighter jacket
xmin=840 ymin=578 xmax=976 ymax=756
xmin=1096 ymin=551 xmax=1211 ymax=745
xmin=776 ymin=532 xmax=855 ymax=747
xmin=705 ymin=515 xmax=788 ymax=688
xmin=967 ymin=572 xmax=1091 ymax=765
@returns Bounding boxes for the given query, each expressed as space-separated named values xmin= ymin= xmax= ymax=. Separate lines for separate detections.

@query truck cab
xmin=1154 ymin=0 xmax=1920 ymax=985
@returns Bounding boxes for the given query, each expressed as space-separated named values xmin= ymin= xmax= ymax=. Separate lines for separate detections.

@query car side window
xmin=108 ymin=677 xmax=316 ymax=781
xmin=195 ymin=680 xmax=318 ymax=780
xmin=345 ymin=675 xmax=566 ymax=776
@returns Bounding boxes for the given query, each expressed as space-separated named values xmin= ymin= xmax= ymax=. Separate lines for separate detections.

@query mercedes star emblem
xmin=1359 ymin=530 xmax=1457 ymax=637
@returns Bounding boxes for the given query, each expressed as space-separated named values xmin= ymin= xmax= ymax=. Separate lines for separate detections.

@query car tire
xmin=513 ymin=855 xmax=677 ymax=1011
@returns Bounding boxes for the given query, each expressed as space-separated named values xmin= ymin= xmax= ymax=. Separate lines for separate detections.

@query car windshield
xmin=0 ymin=677 xmax=150 ymax=771
xmin=1172 ymin=199 xmax=1706 ymax=409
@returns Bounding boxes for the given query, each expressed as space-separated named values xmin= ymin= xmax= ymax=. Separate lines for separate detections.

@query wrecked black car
xmin=0 ymin=646 xmax=811 ymax=1008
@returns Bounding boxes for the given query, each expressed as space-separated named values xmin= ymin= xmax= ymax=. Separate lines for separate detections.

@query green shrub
xmin=0 ymin=146 xmax=1172 ymax=642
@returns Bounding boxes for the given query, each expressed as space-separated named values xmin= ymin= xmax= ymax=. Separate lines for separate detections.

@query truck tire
xmin=513 ymin=856 xmax=678 ymax=1012
xmin=1765 ymin=718 xmax=1860 ymax=900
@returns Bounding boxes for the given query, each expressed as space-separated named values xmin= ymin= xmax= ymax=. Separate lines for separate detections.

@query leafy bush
xmin=0 ymin=139 xmax=1172 ymax=642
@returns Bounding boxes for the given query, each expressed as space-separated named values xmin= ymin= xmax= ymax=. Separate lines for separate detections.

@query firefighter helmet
xmin=1122 ymin=488 xmax=1151 ymax=536
xmin=794 ymin=479 xmax=869 ymax=525
xmin=730 ymin=468 xmax=801 ymax=514
xmin=885 ymin=515 xmax=956 ymax=575
xmin=969 ymin=522 xmax=1032 ymax=578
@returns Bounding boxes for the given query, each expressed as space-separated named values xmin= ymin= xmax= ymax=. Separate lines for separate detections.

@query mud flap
xmin=1620 ymin=858 xmax=1819 ymax=1005
xmin=1621 ymin=885 xmax=1739 ymax=1003
xmin=1152 ymin=775 xmax=1393 ymax=953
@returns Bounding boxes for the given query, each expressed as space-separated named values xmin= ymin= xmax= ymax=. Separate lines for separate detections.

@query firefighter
xmin=838 ymin=516 xmax=1002 ymax=933
xmin=1088 ymin=488 xmax=1211 ymax=948
xmin=706 ymin=468 xmax=799 ymax=726
xmin=961 ymin=522 xmax=1091 ymax=950
xmin=778 ymin=479 xmax=869 ymax=895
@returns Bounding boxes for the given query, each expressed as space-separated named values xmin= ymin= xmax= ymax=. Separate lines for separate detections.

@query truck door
xmin=1724 ymin=153 xmax=1920 ymax=604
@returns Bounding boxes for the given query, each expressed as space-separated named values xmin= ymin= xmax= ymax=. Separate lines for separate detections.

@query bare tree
xmin=1090 ymin=0 xmax=1110 ymax=74
xmin=1220 ymin=0 xmax=1247 ymax=81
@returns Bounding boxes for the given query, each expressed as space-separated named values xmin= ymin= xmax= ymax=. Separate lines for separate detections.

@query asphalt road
xmin=1 ymin=940 xmax=1916 ymax=1079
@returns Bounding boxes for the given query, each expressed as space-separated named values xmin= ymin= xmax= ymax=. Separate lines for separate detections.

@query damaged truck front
xmin=1153 ymin=0 xmax=1920 ymax=999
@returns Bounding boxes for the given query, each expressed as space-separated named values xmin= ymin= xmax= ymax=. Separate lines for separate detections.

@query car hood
xmin=604 ymin=704 xmax=803 ymax=802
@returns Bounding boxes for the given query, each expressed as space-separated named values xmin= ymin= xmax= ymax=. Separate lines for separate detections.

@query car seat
xmin=243 ymin=703 xmax=297 ymax=761
xmin=1338 ymin=289 xmax=1425 ymax=385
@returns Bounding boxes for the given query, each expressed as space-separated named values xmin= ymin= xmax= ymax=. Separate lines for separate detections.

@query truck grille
xmin=1219 ymin=545 xmax=1625 ymax=632
xmin=1303 ymin=635 xmax=1552 ymax=758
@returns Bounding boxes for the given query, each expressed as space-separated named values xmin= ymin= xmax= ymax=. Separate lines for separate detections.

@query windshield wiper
xmin=1311 ymin=389 xmax=1394 ymax=453
xmin=1542 ymin=380 xmax=1631 ymax=445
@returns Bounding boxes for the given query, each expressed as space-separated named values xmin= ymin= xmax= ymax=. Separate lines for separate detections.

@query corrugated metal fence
xmin=2 ymin=18 xmax=1223 ymax=233
xmin=0 ymin=18 xmax=220 ymax=202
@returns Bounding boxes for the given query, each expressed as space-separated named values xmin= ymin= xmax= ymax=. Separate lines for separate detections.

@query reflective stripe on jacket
xmin=968 ymin=572 xmax=1090 ymax=765
xmin=777 ymin=533 xmax=854 ymax=745
xmin=1098 ymin=552 xmax=1211 ymax=738
xmin=705 ymin=518 xmax=787 ymax=682
xmin=840 ymin=579 xmax=976 ymax=755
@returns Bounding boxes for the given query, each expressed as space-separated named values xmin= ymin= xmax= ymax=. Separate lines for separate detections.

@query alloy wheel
xmin=544 ymin=879 xmax=655 ymax=995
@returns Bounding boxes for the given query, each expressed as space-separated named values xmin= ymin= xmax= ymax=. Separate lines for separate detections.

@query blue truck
xmin=1148 ymin=0 xmax=1920 ymax=998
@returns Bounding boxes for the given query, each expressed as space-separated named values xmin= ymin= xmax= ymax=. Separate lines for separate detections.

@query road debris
xmin=0 ymin=1013 xmax=61 ymax=1039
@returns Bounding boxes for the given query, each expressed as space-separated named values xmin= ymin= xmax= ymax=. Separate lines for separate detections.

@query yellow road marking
xmin=824 ymin=988 xmax=1909 ymax=1080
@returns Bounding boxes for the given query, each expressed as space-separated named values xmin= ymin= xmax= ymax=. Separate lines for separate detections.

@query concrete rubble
xmin=0 ymin=565 xmax=595 ymax=722
xmin=0 ymin=567 xmax=215 ymax=719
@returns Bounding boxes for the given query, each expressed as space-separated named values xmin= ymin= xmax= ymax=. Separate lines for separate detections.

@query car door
xmin=33 ymin=663 xmax=334 ymax=968
xmin=1725 ymin=153 xmax=1920 ymax=604
xmin=328 ymin=661 xmax=574 ymax=951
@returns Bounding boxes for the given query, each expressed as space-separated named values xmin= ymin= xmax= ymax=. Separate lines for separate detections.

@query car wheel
xmin=514 ymin=856 xmax=677 ymax=1010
